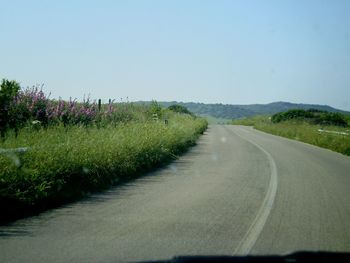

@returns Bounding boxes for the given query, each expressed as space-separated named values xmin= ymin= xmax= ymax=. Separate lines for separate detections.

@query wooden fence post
xmin=98 ymin=99 xmax=102 ymax=111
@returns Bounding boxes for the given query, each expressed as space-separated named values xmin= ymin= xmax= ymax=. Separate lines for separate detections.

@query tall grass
xmin=232 ymin=116 xmax=350 ymax=156
xmin=0 ymin=112 xmax=207 ymax=222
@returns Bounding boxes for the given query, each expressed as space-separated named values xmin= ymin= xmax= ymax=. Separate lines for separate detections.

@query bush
xmin=0 ymin=79 xmax=21 ymax=137
xmin=317 ymin=112 xmax=348 ymax=127
xmin=0 ymin=79 xmax=145 ymax=135
xmin=168 ymin=104 xmax=193 ymax=115
xmin=16 ymin=86 xmax=50 ymax=126
xmin=271 ymin=109 xmax=348 ymax=127
xmin=147 ymin=100 xmax=163 ymax=119
xmin=271 ymin=109 xmax=313 ymax=123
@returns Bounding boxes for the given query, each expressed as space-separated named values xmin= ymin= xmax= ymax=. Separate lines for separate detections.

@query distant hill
xmin=137 ymin=101 xmax=349 ymax=120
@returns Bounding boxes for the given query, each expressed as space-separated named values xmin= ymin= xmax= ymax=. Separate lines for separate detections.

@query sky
xmin=1 ymin=0 xmax=350 ymax=110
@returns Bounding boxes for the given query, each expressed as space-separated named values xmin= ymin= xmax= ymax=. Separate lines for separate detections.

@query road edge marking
xmin=231 ymin=127 xmax=278 ymax=255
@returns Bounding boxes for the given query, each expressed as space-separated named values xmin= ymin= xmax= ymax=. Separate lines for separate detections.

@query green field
xmin=232 ymin=115 xmax=350 ymax=156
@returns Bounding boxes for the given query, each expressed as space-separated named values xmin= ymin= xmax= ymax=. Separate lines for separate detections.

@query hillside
xmin=142 ymin=101 xmax=349 ymax=120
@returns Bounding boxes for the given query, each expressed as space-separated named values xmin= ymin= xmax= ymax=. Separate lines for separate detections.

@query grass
xmin=232 ymin=116 xmax=350 ymax=156
xmin=0 ymin=112 xmax=207 ymax=223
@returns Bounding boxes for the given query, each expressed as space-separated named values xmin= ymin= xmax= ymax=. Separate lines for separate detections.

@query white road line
xmin=230 ymin=126 xmax=278 ymax=255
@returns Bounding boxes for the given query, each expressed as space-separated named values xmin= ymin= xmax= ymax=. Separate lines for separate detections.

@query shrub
xmin=168 ymin=104 xmax=193 ymax=115
xmin=16 ymin=86 xmax=50 ymax=126
xmin=0 ymin=79 xmax=21 ymax=137
xmin=271 ymin=109 xmax=348 ymax=127
xmin=0 ymin=79 xmax=140 ymax=134
xmin=271 ymin=109 xmax=313 ymax=123
xmin=317 ymin=112 xmax=348 ymax=127
xmin=148 ymin=100 xmax=162 ymax=118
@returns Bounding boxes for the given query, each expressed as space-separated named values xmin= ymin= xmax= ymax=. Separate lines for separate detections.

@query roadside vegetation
xmin=167 ymin=104 xmax=194 ymax=116
xmin=158 ymin=101 xmax=349 ymax=120
xmin=271 ymin=109 xmax=348 ymax=127
xmin=0 ymin=79 xmax=207 ymax=223
xmin=200 ymin=114 xmax=231 ymax=125
xmin=232 ymin=109 xmax=350 ymax=156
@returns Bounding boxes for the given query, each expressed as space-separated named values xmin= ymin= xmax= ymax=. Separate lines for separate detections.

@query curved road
xmin=1 ymin=125 xmax=350 ymax=262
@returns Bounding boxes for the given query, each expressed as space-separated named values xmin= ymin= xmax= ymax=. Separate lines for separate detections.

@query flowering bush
xmin=46 ymin=98 xmax=100 ymax=126
xmin=14 ymin=85 xmax=49 ymax=126
xmin=1 ymin=79 xmax=120 ymax=135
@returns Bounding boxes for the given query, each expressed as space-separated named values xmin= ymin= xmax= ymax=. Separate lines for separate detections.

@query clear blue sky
xmin=1 ymin=0 xmax=350 ymax=110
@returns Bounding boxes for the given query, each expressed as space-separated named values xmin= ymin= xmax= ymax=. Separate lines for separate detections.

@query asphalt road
xmin=1 ymin=125 xmax=350 ymax=262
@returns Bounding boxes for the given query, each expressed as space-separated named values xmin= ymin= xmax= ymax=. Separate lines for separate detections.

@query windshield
xmin=1 ymin=1 xmax=350 ymax=262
